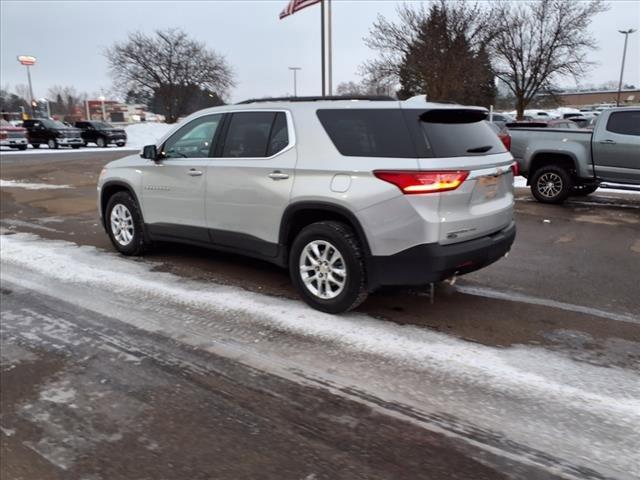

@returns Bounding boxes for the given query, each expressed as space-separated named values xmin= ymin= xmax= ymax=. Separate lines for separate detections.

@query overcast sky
xmin=1 ymin=0 xmax=639 ymax=103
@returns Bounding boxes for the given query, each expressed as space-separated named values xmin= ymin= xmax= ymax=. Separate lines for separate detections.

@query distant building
xmin=553 ymin=89 xmax=639 ymax=108
xmin=84 ymin=100 xmax=164 ymax=123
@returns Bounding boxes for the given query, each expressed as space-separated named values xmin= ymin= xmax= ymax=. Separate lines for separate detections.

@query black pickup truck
xmin=22 ymin=119 xmax=84 ymax=149
xmin=75 ymin=121 xmax=127 ymax=147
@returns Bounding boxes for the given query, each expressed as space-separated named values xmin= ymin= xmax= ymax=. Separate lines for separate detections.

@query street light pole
xmin=289 ymin=67 xmax=301 ymax=97
xmin=99 ymin=95 xmax=106 ymax=121
xmin=616 ymin=29 xmax=636 ymax=107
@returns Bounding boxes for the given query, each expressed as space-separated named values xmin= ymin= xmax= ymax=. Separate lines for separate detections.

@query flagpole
xmin=327 ymin=0 xmax=332 ymax=95
xmin=321 ymin=0 xmax=326 ymax=96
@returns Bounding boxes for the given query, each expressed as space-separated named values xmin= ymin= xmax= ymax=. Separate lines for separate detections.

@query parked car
xmin=510 ymin=107 xmax=640 ymax=203
xmin=75 ymin=121 xmax=127 ymax=147
xmin=506 ymin=119 xmax=580 ymax=129
xmin=0 ymin=119 xmax=28 ymax=150
xmin=97 ymin=97 xmax=516 ymax=313
xmin=22 ymin=118 xmax=83 ymax=149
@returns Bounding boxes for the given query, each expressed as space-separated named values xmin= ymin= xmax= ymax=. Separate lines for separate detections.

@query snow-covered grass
xmin=1 ymin=232 xmax=639 ymax=420
xmin=0 ymin=179 xmax=71 ymax=190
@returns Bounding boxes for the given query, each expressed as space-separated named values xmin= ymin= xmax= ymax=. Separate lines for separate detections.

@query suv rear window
xmin=405 ymin=109 xmax=506 ymax=157
xmin=606 ymin=111 xmax=640 ymax=136
xmin=317 ymin=108 xmax=505 ymax=158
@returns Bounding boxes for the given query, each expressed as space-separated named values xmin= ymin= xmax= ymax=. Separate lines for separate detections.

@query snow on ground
xmin=0 ymin=180 xmax=71 ymax=190
xmin=124 ymin=122 xmax=173 ymax=148
xmin=1 ymin=232 xmax=638 ymax=418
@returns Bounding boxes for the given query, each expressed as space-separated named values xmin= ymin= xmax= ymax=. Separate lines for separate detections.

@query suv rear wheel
xmin=530 ymin=166 xmax=573 ymax=204
xmin=105 ymin=191 xmax=150 ymax=256
xmin=289 ymin=221 xmax=367 ymax=314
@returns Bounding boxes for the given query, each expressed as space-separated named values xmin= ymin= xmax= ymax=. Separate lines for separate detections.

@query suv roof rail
xmin=236 ymin=95 xmax=395 ymax=105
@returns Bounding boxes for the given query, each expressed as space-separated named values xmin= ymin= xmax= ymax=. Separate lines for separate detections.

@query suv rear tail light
xmin=498 ymin=131 xmax=511 ymax=151
xmin=374 ymin=170 xmax=469 ymax=194
xmin=511 ymin=162 xmax=520 ymax=177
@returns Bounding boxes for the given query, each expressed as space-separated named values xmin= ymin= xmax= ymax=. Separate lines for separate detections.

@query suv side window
xmin=606 ymin=111 xmax=640 ymax=136
xmin=317 ymin=109 xmax=416 ymax=158
xmin=163 ymin=114 xmax=222 ymax=159
xmin=267 ymin=112 xmax=289 ymax=156
xmin=221 ymin=112 xmax=289 ymax=158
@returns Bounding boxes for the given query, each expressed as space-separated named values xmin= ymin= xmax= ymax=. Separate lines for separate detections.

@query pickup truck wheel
xmin=97 ymin=137 xmax=106 ymax=148
xmin=32 ymin=144 xmax=40 ymax=149
xmin=47 ymin=139 xmax=58 ymax=149
xmin=531 ymin=166 xmax=573 ymax=204
xmin=17 ymin=145 xmax=28 ymax=151
xmin=105 ymin=191 xmax=150 ymax=256
xmin=572 ymin=184 xmax=599 ymax=196
xmin=289 ymin=221 xmax=368 ymax=314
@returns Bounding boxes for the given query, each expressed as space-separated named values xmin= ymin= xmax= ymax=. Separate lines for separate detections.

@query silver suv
xmin=98 ymin=97 xmax=516 ymax=313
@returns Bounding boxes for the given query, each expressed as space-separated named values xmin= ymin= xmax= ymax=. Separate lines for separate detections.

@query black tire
xmin=47 ymin=139 xmax=58 ymax=149
xmin=97 ymin=137 xmax=106 ymax=148
xmin=105 ymin=191 xmax=150 ymax=256
xmin=572 ymin=184 xmax=599 ymax=196
xmin=530 ymin=165 xmax=573 ymax=204
xmin=32 ymin=143 xmax=40 ymax=149
xmin=72 ymin=145 xmax=81 ymax=149
xmin=18 ymin=145 xmax=28 ymax=151
xmin=116 ymin=142 xmax=125 ymax=147
xmin=289 ymin=221 xmax=368 ymax=314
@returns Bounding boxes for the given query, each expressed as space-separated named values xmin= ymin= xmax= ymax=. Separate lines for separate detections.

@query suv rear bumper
xmin=366 ymin=221 xmax=516 ymax=290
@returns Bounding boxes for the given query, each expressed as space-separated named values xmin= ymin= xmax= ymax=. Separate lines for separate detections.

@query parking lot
xmin=1 ymin=150 xmax=639 ymax=479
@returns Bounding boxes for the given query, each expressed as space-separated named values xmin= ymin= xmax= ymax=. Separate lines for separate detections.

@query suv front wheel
xmin=289 ymin=221 xmax=368 ymax=314
xmin=105 ymin=191 xmax=150 ymax=256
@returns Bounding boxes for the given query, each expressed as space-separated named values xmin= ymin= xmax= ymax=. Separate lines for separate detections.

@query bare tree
xmin=491 ymin=0 xmax=608 ymax=118
xmin=106 ymin=28 xmax=235 ymax=123
xmin=47 ymin=85 xmax=87 ymax=117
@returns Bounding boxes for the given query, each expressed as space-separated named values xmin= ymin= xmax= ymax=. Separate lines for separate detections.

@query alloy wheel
xmin=299 ymin=240 xmax=347 ymax=300
xmin=110 ymin=203 xmax=135 ymax=246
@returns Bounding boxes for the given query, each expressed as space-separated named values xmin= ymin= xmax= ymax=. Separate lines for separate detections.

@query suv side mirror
xmin=141 ymin=144 xmax=159 ymax=160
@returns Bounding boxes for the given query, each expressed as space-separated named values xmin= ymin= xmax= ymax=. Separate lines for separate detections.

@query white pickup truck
xmin=510 ymin=107 xmax=640 ymax=203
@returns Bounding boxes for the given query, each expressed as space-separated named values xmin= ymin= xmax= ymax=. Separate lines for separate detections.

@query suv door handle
xmin=599 ymin=139 xmax=616 ymax=144
xmin=268 ymin=171 xmax=289 ymax=180
xmin=187 ymin=169 xmax=203 ymax=176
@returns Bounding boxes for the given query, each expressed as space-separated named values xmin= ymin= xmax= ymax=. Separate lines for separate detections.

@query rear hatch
xmin=402 ymin=107 xmax=514 ymax=245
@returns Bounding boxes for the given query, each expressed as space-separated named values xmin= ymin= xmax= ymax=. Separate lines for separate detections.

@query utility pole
xmin=289 ymin=67 xmax=301 ymax=97
xmin=616 ymin=29 xmax=636 ymax=107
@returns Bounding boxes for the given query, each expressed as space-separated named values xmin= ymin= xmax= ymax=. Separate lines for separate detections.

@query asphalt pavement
xmin=1 ymin=149 xmax=639 ymax=480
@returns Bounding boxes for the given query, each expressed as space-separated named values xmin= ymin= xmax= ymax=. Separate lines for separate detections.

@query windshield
xmin=41 ymin=119 xmax=70 ymax=129
xmin=92 ymin=122 xmax=114 ymax=129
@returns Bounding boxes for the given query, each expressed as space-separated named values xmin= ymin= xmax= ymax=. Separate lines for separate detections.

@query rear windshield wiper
xmin=466 ymin=145 xmax=493 ymax=153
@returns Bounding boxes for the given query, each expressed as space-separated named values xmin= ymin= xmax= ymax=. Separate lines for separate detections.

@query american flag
xmin=279 ymin=0 xmax=322 ymax=19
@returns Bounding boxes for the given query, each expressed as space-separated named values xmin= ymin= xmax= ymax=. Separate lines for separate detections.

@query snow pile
xmin=0 ymin=179 xmax=71 ymax=190
xmin=124 ymin=122 xmax=174 ymax=149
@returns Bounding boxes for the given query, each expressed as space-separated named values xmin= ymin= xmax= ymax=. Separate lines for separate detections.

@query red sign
xmin=17 ymin=55 xmax=36 ymax=66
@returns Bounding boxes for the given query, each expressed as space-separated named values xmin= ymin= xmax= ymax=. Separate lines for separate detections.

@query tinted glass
xmin=316 ymin=109 xmax=415 ymax=158
xmin=606 ymin=111 xmax=640 ymax=136
xmin=405 ymin=109 xmax=506 ymax=157
xmin=267 ymin=112 xmax=289 ymax=156
xmin=222 ymin=112 xmax=275 ymax=158
xmin=163 ymin=114 xmax=221 ymax=159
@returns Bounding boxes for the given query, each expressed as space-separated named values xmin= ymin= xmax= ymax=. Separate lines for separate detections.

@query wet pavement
xmin=1 ymin=149 xmax=639 ymax=479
